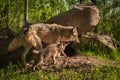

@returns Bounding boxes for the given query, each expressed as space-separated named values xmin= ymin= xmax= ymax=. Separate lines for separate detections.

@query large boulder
xmin=45 ymin=3 xmax=99 ymax=34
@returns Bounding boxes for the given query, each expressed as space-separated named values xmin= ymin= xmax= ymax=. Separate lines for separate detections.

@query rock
xmin=45 ymin=3 xmax=99 ymax=34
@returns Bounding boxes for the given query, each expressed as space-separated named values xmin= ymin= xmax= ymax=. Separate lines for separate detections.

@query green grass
xmin=1 ymin=49 xmax=120 ymax=80
xmin=0 ymin=60 xmax=120 ymax=80
xmin=1 ymin=45 xmax=120 ymax=80
xmin=78 ymin=47 xmax=120 ymax=61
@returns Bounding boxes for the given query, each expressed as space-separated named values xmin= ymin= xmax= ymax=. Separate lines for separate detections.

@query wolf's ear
xmin=72 ymin=27 xmax=78 ymax=35
xmin=72 ymin=27 xmax=77 ymax=32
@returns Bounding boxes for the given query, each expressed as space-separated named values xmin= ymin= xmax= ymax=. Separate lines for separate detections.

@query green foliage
xmin=0 ymin=0 xmax=79 ymax=31
xmin=0 ymin=63 xmax=120 ymax=80
xmin=1 ymin=0 xmax=92 ymax=30
xmin=97 ymin=0 xmax=120 ymax=40
xmin=79 ymin=38 xmax=120 ymax=61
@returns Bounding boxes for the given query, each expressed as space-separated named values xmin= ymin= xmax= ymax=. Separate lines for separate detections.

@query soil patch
xmin=29 ymin=54 xmax=119 ymax=71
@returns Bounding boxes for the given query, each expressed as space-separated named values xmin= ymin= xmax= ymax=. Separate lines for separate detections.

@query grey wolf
xmin=8 ymin=23 xmax=79 ymax=67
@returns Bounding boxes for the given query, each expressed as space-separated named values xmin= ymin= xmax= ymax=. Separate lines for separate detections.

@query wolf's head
xmin=59 ymin=26 xmax=80 ymax=43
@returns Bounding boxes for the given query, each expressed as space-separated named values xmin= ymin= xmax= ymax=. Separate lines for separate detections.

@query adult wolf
xmin=8 ymin=23 xmax=80 ymax=67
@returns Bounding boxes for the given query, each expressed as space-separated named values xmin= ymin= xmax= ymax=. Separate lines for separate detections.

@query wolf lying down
xmin=8 ymin=23 xmax=80 ymax=67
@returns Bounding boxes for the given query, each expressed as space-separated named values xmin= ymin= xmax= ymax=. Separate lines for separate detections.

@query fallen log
xmin=0 ymin=28 xmax=23 ymax=66
xmin=81 ymin=32 xmax=115 ymax=51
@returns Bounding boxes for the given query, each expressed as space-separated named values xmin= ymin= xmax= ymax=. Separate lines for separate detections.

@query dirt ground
xmin=28 ymin=54 xmax=120 ymax=71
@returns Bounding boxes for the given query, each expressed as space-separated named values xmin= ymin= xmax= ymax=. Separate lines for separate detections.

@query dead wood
xmin=0 ymin=28 xmax=24 ymax=66
xmin=82 ymin=32 xmax=115 ymax=51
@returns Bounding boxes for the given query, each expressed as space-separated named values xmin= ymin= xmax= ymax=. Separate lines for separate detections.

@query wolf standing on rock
xmin=8 ymin=23 xmax=80 ymax=67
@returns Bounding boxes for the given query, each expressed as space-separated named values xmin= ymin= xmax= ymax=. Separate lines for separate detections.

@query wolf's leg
xmin=61 ymin=50 xmax=67 ymax=57
xmin=38 ymin=52 xmax=44 ymax=65
xmin=58 ymin=42 xmax=67 ymax=57
xmin=61 ymin=42 xmax=69 ymax=57
xmin=33 ymin=33 xmax=42 ymax=49
xmin=33 ymin=60 xmax=42 ymax=71
xmin=45 ymin=52 xmax=51 ymax=60
xmin=21 ymin=46 xmax=31 ymax=67
xmin=33 ymin=52 xmax=44 ymax=71
xmin=52 ymin=53 xmax=57 ymax=65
